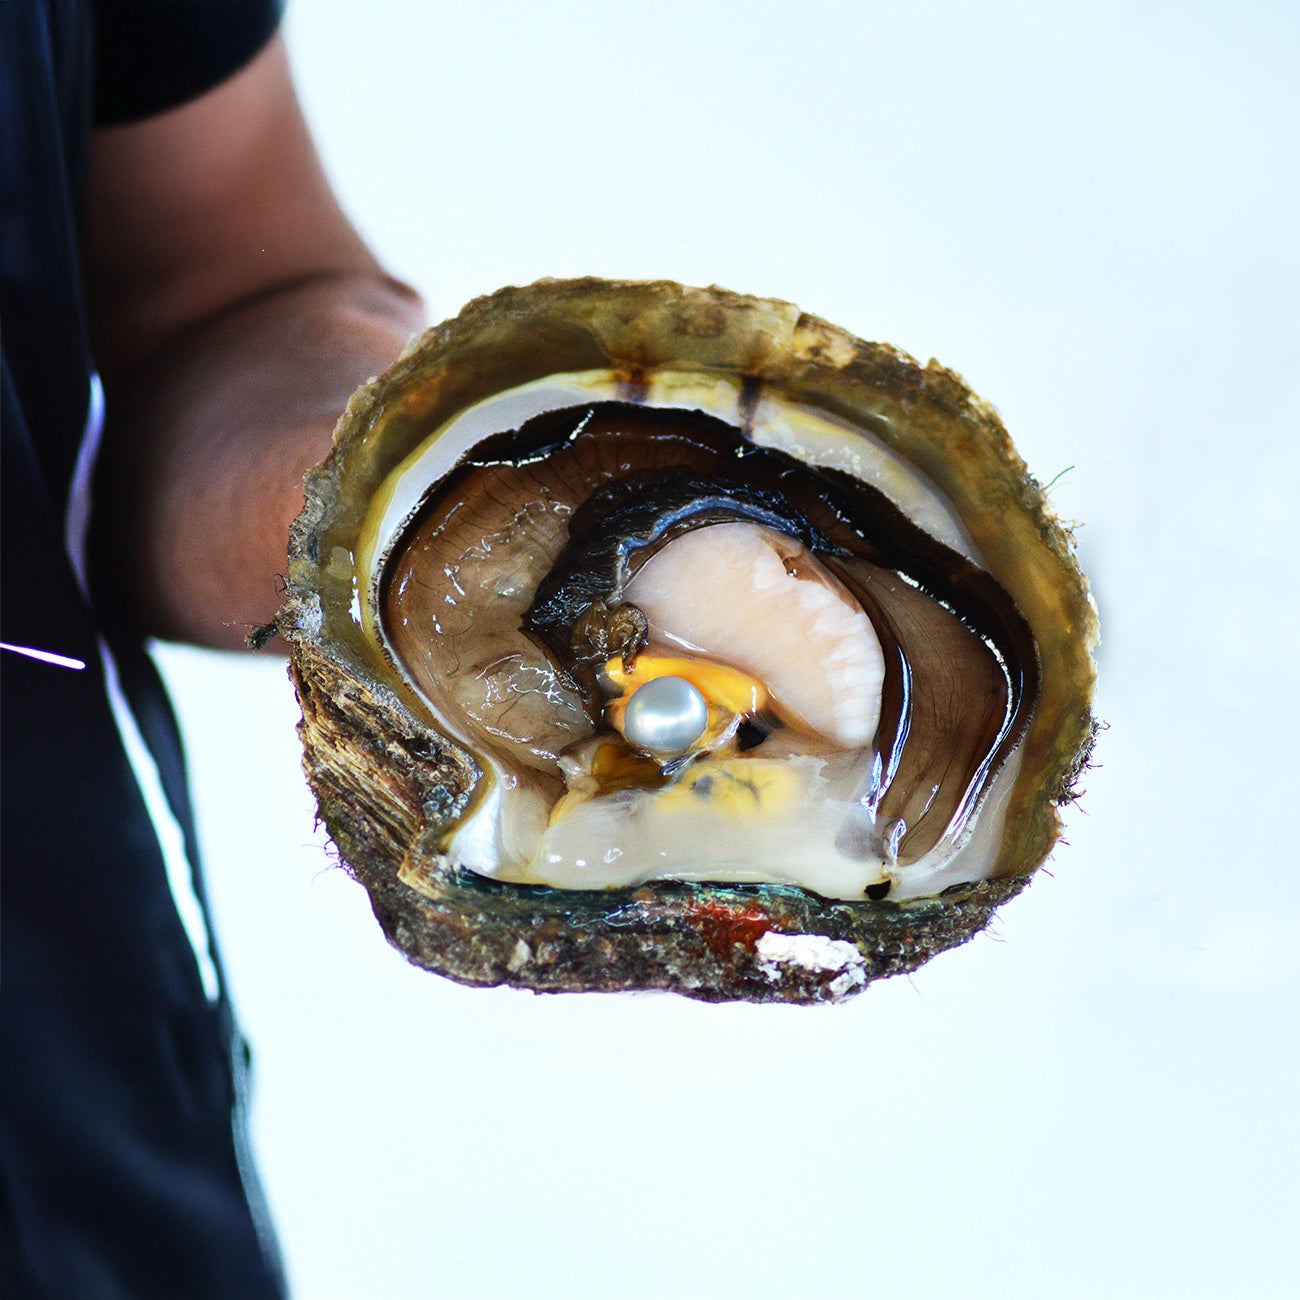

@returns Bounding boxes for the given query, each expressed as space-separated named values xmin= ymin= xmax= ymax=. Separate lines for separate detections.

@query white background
xmin=154 ymin=2 xmax=1299 ymax=1296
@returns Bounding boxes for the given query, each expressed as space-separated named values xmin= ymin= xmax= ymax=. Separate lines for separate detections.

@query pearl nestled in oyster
xmin=279 ymin=279 xmax=1097 ymax=1003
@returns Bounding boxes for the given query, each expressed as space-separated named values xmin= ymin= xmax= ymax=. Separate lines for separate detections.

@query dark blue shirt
xmin=2 ymin=4 xmax=289 ymax=1296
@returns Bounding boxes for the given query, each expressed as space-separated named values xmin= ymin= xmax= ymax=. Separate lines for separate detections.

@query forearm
xmin=82 ymin=34 xmax=425 ymax=650
xmin=93 ymin=272 xmax=424 ymax=649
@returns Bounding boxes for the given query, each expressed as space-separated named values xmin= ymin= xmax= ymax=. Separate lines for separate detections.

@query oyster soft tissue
xmin=278 ymin=279 xmax=1097 ymax=1004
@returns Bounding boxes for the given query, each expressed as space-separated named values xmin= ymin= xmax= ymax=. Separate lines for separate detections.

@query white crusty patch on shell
xmin=755 ymin=931 xmax=869 ymax=998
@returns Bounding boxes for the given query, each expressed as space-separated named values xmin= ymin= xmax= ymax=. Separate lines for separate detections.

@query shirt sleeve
xmin=93 ymin=0 xmax=285 ymax=126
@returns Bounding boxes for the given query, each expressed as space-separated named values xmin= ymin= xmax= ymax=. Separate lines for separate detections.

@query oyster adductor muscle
xmin=280 ymin=279 xmax=1097 ymax=1004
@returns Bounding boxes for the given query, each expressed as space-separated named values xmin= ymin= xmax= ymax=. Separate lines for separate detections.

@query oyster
xmin=279 ymin=279 xmax=1097 ymax=1004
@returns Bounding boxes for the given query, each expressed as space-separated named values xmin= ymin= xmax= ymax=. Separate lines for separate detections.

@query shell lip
xmin=435 ymin=859 xmax=1003 ymax=920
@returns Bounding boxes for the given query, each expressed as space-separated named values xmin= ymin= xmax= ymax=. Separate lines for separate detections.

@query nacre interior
xmin=363 ymin=370 xmax=1038 ymax=903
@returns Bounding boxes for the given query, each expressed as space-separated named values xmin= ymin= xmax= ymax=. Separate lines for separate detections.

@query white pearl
xmin=622 ymin=676 xmax=708 ymax=756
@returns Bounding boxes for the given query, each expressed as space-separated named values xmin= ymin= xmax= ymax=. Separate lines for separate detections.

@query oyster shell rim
xmin=279 ymin=277 xmax=1099 ymax=1003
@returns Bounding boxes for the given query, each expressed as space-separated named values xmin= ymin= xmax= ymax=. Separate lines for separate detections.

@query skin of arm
xmin=85 ymin=35 xmax=425 ymax=650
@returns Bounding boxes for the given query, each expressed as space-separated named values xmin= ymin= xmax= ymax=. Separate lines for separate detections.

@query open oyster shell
xmin=279 ymin=279 xmax=1097 ymax=1004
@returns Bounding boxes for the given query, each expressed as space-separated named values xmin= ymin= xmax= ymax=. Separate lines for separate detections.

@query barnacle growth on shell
xmin=278 ymin=279 xmax=1098 ymax=1004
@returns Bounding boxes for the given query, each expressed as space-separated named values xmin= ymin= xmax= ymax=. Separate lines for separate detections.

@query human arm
xmin=86 ymin=34 xmax=424 ymax=650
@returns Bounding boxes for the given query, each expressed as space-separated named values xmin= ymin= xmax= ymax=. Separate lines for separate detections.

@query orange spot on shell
xmin=688 ymin=899 xmax=772 ymax=960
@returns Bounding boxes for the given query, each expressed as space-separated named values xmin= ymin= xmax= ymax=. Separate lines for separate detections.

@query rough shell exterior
xmin=278 ymin=278 xmax=1098 ymax=1004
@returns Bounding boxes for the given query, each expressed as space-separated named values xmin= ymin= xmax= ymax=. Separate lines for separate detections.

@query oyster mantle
xmin=279 ymin=279 xmax=1098 ymax=1003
